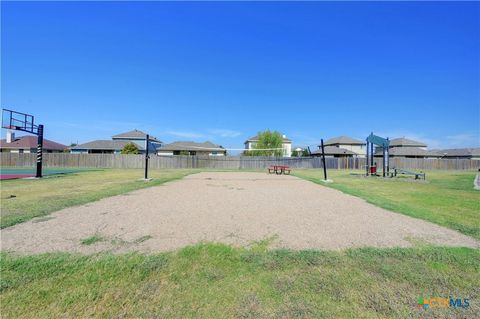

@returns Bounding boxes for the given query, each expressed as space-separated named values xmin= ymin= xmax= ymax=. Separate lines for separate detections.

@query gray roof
xmin=311 ymin=146 xmax=357 ymax=156
xmin=375 ymin=146 xmax=428 ymax=157
xmin=426 ymin=149 xmax=443 ymax=157
xmin=159 ymin=141 xmax=226 ymax=152
xmin=245 ymin=135 xmax=292 ymax=143
xmin=70 ymin=140 xmax=145 ymax=151
xmin=111 ymin=130 xmax=162 ymax=143
xmin=389 ymin=137 xmax=427 ymax=148
xmin=0 ymin=136 xmax=67 ymax=151
xmin=323 ymin=136 xmax=365 ymax=146
xmin=429 ymin=148 xmax=480 ymax=157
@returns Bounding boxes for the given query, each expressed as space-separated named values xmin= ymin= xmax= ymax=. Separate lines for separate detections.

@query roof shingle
xmin=323 ymin=136 xmax=365 ymax=146
xmin=0 ymin=136 xmax=67 ymax=151
xmin=429 ymin=148 xmax=480 ymax=157
xmin=375 ymin=146 xmax=428 ymax=157
xmin=389 ymin=138 xmax=427 ymax=148
xmin=70 ymin=140 xmax=146 ymax=151
xmin=311 ymin=146 xmax=357 ymax=156
xmin=111 ymin=130 xmax=162 ymax=143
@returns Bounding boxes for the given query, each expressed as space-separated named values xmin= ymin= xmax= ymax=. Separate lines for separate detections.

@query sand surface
xmin=1 ymin=172 xmax=478 ymax=254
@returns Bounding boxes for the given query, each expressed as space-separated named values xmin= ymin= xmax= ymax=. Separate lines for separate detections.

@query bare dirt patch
xmin=1 ymin=172 xmax=477 ymax=254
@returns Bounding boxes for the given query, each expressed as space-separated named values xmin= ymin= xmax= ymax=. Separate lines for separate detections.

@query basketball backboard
xmin=2 ymin=108 xmax=39 ymax=135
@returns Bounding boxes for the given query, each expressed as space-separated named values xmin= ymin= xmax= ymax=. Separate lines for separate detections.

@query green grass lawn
xmin=293 ymin=170 xmax=480 ymax=240
xmin=1 ymin=168 xmax=479 ymax=318
xmin=0 ymin=169 xmax=197 ymax=228
xmin=1 ymin=243 xmax=478 ymax=318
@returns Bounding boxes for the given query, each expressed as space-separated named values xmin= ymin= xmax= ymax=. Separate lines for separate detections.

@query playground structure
xmin=365 ymin=133 xmax=426 ymax=180
xmin=366 ymin=133 xmax=390 ymax=177
xmin=2 ymin=109 xmax=44 ymax=178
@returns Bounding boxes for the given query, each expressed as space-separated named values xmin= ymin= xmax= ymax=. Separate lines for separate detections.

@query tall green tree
xmin=248 ymin=130 xmax=284 ymax=156
xmin=121 ymin=142 xmax=140 ymax=154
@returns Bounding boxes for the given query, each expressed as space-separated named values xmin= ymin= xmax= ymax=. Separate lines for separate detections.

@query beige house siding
xmin=337 ymin=144 xmax=365 ymax=157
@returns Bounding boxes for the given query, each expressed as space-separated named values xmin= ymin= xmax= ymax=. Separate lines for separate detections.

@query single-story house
xmin=157 ymin=141 xmax=226 ymax=156
xmin=323 ymin=136 xmax=365 ymax=157
xmin=427 ymin=148 xmax=480 ymax=160
xmin=375 ymin=137 xmax=428 ymax=158
xmin=70 ymin=140 xmax=147 ymax=154
xmin=311 ymin=146 xmax=357 ymax=158
xmin=70 ymin=129 xmax=161 ymax=154
xmin=244 ymin=134 xmax=292 ymax=157
xmin=0 ymin=132 xmax=67 ymax=153
xmin=376 ymin=146 xmax=429 ymax=158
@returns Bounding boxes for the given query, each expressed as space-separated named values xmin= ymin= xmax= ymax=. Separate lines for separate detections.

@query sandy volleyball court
xmin=1 ymin=172 xmax=478 ymax=254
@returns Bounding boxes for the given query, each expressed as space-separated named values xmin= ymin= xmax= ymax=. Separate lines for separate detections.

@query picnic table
xmin=268 ymin=165 xmax=291 ymax=175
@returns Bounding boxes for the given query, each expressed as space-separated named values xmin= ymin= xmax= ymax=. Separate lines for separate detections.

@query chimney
xmin=6 ymin=130 xmax=15 ymax=143
xmin=282 ymin=134 xmax=286 ymax=138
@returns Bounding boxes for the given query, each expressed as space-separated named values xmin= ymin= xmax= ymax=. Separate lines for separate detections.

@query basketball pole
xmin=36 ymin=124 xmax=44 ymax=178
xmin=144 ymin=134 xmax=149 ymax=180
xmin=320 ymin=139 xmax=327 ymax=181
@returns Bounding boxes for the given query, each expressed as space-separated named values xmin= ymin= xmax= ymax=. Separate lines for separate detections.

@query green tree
xmin=121 ymin=142 xmax=140 ymax=154
xmin=248 ymin=130 xmax=284 ymax=157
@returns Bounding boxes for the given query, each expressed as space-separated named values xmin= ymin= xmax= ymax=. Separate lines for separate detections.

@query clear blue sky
xmin=2 ymin=1 xmax=479 ymax=150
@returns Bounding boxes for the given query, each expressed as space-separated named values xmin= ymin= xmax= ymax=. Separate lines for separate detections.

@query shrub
xmin=121 ymin=142 xmax=140 ymax=154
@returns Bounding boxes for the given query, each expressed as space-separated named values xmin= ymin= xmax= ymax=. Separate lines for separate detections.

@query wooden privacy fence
xmin=1 ymin=153 xmax=479 ymax=170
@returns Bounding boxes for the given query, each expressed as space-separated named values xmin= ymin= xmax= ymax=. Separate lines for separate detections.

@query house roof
xmin=70 ymin=140 xmax=146 ymax=151
xmin=389 ymin=137 xmax=427 ymax=148
xmin=311 ymin=146 xmax=357 ymax=156
xmin=429 ymin=148 xmax=480 ymax=157
xmin=426 ymin=149 xmax=443 ymax=157
xmin=375 ymin=146 xmax=428 ymax=157
xmin=323 ymin=136 xmax=365 ymax=146
xmin=245 ymin=135 xmax=292 ymax=143
xmin=0 ymin=136 xmax=67 ymax=151
xmin=111 ymin=129 xmax=162 ymax=143
xmin=159 ymin=141 xmax=226 ymax=152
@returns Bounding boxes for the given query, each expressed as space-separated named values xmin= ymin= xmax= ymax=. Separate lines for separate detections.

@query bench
xmin=393 ymin=168 xmax=425 ymax=180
